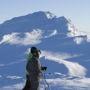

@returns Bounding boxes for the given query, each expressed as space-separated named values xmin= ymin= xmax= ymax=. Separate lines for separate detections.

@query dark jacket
xmin=26 ymin=56 xmax=42 ymax=90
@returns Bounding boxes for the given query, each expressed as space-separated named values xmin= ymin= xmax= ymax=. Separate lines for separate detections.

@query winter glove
xmin=41 ymin=66 xmax=47 ymax=71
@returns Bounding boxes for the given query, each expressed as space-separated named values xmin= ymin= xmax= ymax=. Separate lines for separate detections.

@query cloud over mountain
xmin=0 ymin=29 xmax=42 ymax=45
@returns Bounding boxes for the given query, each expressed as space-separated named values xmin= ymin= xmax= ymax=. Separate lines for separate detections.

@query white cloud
xmin=0 ymin=29 xmax=42 ymax=46
xmin=0 ymin=33 xmax=20 ymax=45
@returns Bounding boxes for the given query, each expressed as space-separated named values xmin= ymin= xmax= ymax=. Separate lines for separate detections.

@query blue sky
xmin=0 ymin=0 xmax=90 ymax=32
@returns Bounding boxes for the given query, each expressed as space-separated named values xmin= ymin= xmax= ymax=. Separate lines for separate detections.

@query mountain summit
xmin=0 ymin=11 xmax=69 ymax=34
xmin=0 ymin=11 xmax=89 ymax=44
xmin=0 ymin=11 xmax=90 ymax=45
xmin=29 ymin=11 xmax=56 ymax=19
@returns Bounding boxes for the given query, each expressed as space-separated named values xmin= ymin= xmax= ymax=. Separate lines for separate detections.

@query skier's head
xmin=31 ymin=47 xmax=41 ymax=58
xmin=31 ymin=47 xmax=37 ymax=54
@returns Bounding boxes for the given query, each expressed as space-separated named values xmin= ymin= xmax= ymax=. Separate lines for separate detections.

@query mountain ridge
xmin=0 ymin=11 xmax=67 ymax=24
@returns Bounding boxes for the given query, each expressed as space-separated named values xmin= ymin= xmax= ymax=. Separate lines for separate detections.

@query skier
xmin=23 ymin=47 xmax=47 ymax=90
xmin=22 ymin=47 xmax=37 ymax=90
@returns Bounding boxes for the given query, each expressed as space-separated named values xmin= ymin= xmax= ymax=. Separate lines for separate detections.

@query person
xmin=23 ymin=47 xmax=47 ymax=90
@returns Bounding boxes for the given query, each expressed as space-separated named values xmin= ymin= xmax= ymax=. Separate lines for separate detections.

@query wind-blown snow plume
xmin=74 ymin=37 xmax=84 ymax=44
xmin=41 ymin=50 xmax=87 ymax=77
xmin=67 ymin=23 xmax=90 ymax=44
xmin=44 ymin=30 xmax=57 ymax=38
xmin=0 ymin=29 xmax=42 ymax=46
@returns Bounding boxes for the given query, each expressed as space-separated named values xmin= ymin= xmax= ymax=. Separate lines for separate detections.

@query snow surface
xmin=0 ymin=11 xmax=90 ymax=90
xmin=45 ymin=11 xmax=56 ymax=19
xmin=7 ymin=75 xmax=22 ymax=80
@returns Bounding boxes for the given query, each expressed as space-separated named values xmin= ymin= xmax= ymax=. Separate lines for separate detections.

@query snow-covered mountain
xmin=0 ymin=11 xmax=90 ymax=90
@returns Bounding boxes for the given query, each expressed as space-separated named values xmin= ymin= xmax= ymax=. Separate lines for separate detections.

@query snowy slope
xmin=0 ymin=11 xmax=90 ymax=90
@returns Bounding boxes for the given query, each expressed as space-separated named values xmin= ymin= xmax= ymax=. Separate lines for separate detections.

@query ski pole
xmin=41 ymin=71 xmax=47 ymax=90
xmin=43 ymin=70 xmax=47 ymax=90
xmin=43 ymin=70 xmax=51 ymax=90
